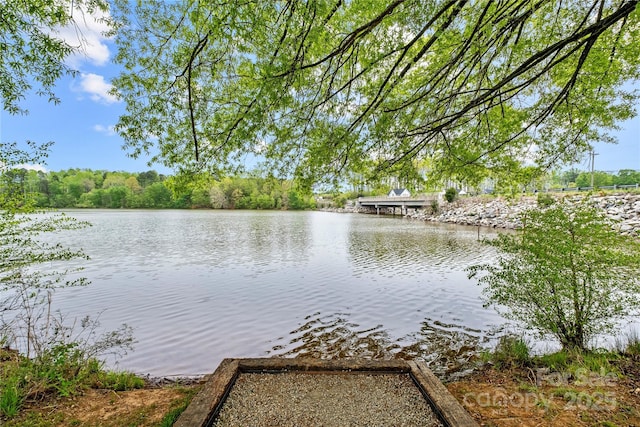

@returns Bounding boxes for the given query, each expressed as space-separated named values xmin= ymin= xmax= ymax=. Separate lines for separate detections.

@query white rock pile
xmin=405 ymin=193 xmax=640 ymax=237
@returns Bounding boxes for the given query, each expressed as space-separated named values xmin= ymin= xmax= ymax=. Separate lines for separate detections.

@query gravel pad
xmin=212 ymin=372 xmax=444 ymax=426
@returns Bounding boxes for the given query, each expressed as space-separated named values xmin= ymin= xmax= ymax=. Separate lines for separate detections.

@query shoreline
xmin=325 ymin=192 xmax=640 ymax=237
xmin=4 ymin=353 xmax=639 ymax=426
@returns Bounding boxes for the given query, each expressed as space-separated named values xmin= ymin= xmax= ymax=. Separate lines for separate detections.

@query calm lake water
xmin=45 ymin=210 xmax=508 ymax=379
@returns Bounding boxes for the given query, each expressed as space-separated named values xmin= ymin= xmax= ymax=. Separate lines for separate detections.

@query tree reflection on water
xmin=268 ymin=312 xmax=503 ymax=381
xmin=268 ymin=312 xmax=397 ymax=360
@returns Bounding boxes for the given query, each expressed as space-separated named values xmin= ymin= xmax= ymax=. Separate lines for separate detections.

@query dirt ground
xmin=446 ymin=359 xmax=640 ymax=427
xmin=4 ymin=360 xmax=640 ymax=426
xmin=3 ymin=383 xmax=202 ymax=427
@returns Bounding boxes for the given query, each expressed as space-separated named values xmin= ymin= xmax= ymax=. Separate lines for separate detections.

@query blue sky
xmin=1 ymin=7 xmax=638 ymax=176
xmin=1 ymin=6 xmax=173 ymax=174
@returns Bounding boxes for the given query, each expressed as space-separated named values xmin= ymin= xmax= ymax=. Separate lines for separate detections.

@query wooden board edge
xmin=236 ymin=357 xmax=411 ymax=373
xmin=174 ymin=358 xmax=239 ymax=427
xmin=408 ymin=360 xmax=479 ymax=427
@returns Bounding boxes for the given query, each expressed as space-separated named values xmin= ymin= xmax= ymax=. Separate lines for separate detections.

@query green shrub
xmin=469 ymin=203 xmax=640 ymax=351
xmin=430 ymin=199 xmax=439 ymax=214
xmin=0 ymin=352 xmax=144 ymax=419
xmin=444 ymin=188 xmax=457 ymax=203
xmin=536 ymin=192 xmax=555 ymax=207
xmin=333 ymin=194 xmax=347 ymax=208
xmin=35 ymin=343 xmax=86 ymax=397
xmin=487 ymin=335 xmax=531 ymax=369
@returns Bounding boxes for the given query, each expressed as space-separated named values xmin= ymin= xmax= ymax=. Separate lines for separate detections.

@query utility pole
xmin=590 ymin=151 xmax=599 ymax=188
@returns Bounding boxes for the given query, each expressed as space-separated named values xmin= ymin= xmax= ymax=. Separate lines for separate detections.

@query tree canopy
xmin=112 ymin=0 xmax=640 ymax=187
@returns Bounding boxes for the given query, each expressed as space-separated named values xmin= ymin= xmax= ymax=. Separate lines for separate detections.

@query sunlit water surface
xmin=40 ymin=210 xmax=513 ymax=379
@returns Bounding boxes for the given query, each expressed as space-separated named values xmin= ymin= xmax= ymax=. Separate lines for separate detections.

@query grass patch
xmin=482 ymin=334 xmax=632 ymax=393
xmin=93 ymin=371 xmax=145 ymax=391
xmin=0 ymin=344 xmax=146 ymax=421
xmin=158 ymin=387 xmax=200 ymax=427
xmin=517 ymin=382 xmax=538 ymax=393
xmin=534 ymin=348 xmax=620 ymax=380
xmin=620 ymin=330 xmax=640 ymax=356
xmin=576 ymin=349 xmax=619 ymax=375
xmin=485 ymin=335 xmax=531 ymax=369
xmin=536 ymin=350 xmax=570 ymax=370
xmin=0 ymin=377 xmax=22 ymax=418
xmin=535 ymin=396 xmax=556 ymax=414
xmin=2 ymin=410 xmax=69 ymax=427
xmin=550 ymin=386 xmax=579 ymax=399
xmin=1 ymin=386 xmax=200 ymax=427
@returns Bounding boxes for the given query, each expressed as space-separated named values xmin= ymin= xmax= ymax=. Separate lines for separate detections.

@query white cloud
xmin=0 ymin=161 xmax=46 ymax=173
xmin=253 ymin=138 xmax=268 ymax=154
xmin=77 ymin=73 xmax=119 ymax=104
xmin=54 ymin=2 xmax=113 ymax=67
xmin=15 ymin=164 xmax=48 ymax=173
xmin=93 ymin=124 xmax=116 ymax=136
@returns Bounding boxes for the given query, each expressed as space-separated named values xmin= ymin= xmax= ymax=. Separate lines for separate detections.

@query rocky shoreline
xmin=327 ymin=192 xmax=640 ymax=237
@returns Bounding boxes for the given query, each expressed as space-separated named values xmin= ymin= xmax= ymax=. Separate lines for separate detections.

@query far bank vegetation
xmin=2 ymin=169 xmax=316 ymax=210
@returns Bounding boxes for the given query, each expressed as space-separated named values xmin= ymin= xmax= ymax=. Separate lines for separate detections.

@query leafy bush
xmin=333 ymin=194 xmax=347 ymax=208
xmin=444 ymin=188 xmax=457 ymax=203
xmin=430 ymin=199 xmax=439 ymax=214
xmin=486 ymin=335 xmax=531 ymax=369
xmin=536 ymin=192 xmax=555 ymax=207
xmin=469 ymin=202 xmax=640 ymax=351
xmin=36 ymin=343 xmax=88 ymax=397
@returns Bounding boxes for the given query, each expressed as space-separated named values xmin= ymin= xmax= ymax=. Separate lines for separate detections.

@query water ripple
xmin=38 ymin=210 xmax=507 ymax=378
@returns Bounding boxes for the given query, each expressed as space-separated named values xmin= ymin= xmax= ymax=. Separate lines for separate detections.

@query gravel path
xmin=212 ymin=372 xmax=444 ymax=426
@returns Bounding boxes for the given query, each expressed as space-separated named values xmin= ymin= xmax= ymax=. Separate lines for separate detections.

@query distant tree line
xmin=449 ymin=168 xmax=640 ymax=196
xmin=341 ymin=168 xmax=640 ymax=199
xmin=0 ymin=169 xmax=316 ymax=210
xmin=553 ymin=169 xmax=640 ymax=189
